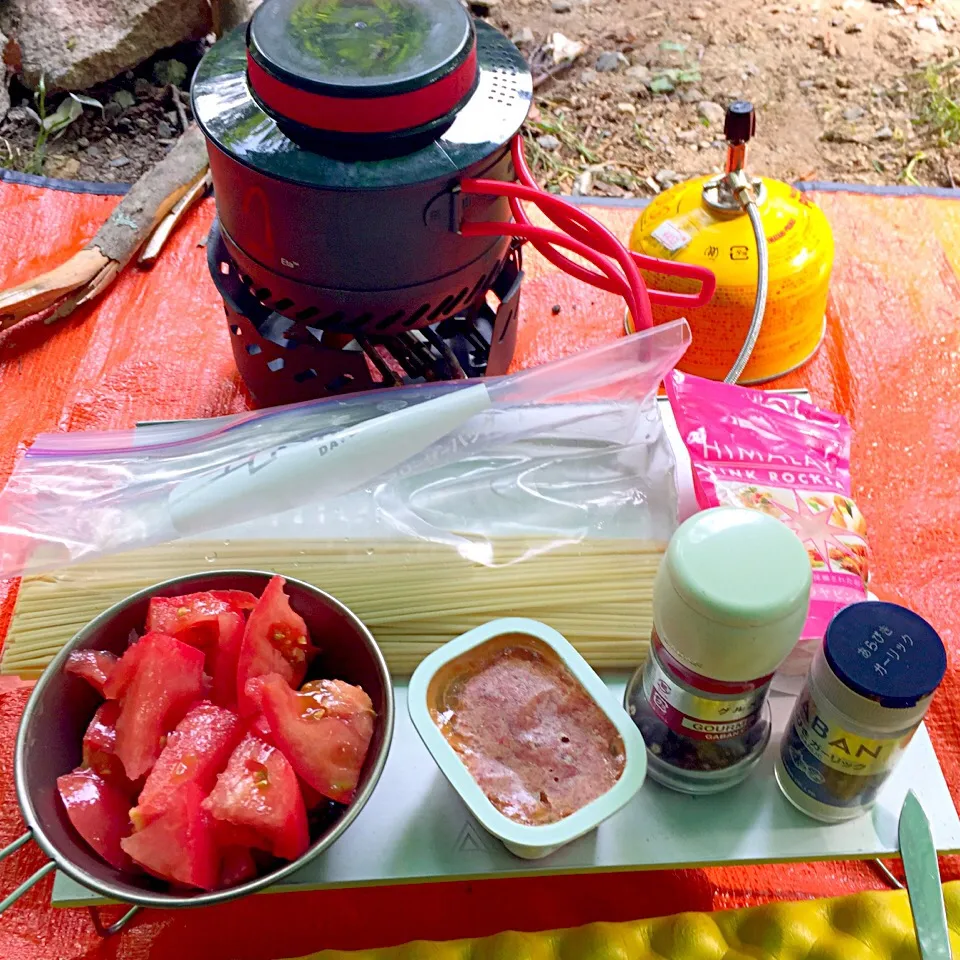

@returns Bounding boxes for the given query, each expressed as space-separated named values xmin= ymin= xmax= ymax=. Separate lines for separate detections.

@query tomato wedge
xmin=235 ymin=577 xmax=315 ymax=715
xmin=81 ymin=701 xmax=139 ymax=795
xmin=209 ymin=612 xmax=245 ymax=710
xmin=58 ymin=768 xmax=133 ymax=871
xmin=109 ymin=633 xmax=207 ymax=780
xmin=65 ymin=650 xmax=118 ymax=695
xmin=146 ymin=589 xmax=257 ymax=650
xmin=133 ymin=701 xmax=243 ymax=826
xmin=219 ymin=846 xmax=257 ymax=888
xmin=202 ymin=733 xmax=309 ymax=861
xmin=250 ymin=674 xmax=375 ymax=804
xmin=121 ymin=782 xmax=219 ymax=891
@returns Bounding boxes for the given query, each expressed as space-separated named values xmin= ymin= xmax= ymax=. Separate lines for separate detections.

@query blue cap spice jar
xmin=775 ymin=600 xmax=947 ymax=822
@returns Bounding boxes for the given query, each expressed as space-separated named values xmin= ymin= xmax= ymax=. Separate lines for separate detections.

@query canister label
xmin=642 ymin=652 xmax=766 ymax=741
xmin=779 ymin=689 xmax=916 ymax=808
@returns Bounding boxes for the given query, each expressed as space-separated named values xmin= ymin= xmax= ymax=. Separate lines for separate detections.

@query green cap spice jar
xmin=775 ymin=600 xmax=947 ymax=822
xmin=625 ymin=507 xmax=812 ymax=794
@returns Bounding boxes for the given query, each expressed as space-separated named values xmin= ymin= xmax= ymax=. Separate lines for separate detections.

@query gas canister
xmin=628 ymin=103 xmax=833 ymax=384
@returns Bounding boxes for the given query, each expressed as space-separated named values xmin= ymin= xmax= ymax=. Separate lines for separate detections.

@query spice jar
xmin=625 ymin=506 xmax=811 ymax=794
xmin=775 ymin=601 xmax=947 ymax=822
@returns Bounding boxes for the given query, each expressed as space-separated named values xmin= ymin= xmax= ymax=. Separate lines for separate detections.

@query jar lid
xmin=654 ymin=507 xmax=812 ymax=682
xmin=824 ymin=601 xmax=946 ymax=708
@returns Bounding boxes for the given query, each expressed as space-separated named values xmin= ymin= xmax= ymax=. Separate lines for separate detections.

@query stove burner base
xmin=208 ymin=220 xmax=523 ymax=407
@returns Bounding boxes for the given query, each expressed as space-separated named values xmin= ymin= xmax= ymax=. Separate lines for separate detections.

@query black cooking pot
xmin=192 ymin=0 xmax=532 ymax=404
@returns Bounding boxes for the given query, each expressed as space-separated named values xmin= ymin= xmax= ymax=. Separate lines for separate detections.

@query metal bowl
xmin=9 ymin=570 xmax=393 ymax=918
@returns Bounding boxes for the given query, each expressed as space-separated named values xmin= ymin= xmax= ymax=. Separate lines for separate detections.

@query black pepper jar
xmin=625 ymin=507 xmax=812 ymax=795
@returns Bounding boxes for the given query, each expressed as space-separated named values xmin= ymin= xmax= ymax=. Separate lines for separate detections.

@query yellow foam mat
xmin=290 ymin=881 xmax=960 ymax=959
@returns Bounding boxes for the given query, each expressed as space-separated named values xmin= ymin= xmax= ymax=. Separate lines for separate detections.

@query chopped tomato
xmin=121 ymin=782 xmax=219 ymax=891
xmin=102 ymin=638 xmax=148 ymax=700
xmin=202 ymin=734 xmax=309 ymax=861
xmin=209 ymin=612 xmax=245 ymax=710
xmin=298 ymin=778 xmax=326 ymax=811
xmin=209 ymin=590 xmax=258 ymax=612
xmin=235 ymin=577 xmax=315 ymax=715
xmin=57 ymin=768 xmax=133 ymax=871
xmin=133 ymin=701 xmax=243 ymax=826
xmin=251 ymin=674 xmax=375 ymax=804
xmin=146 ymin=590 xmax=255 ymax=650
xmin=219 ymin=846 xmax=257 ymax=888
xmin=81 ymin=701 xmax=139 ymax=795
xmin=65 ymin=650 xmax=118 ymax=695
xmin=110 ymin=633 xmax=206 ymax=780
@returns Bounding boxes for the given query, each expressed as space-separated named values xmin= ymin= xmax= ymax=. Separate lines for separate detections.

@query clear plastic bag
xmin=0 ymin=320 xmax=690 ymax=578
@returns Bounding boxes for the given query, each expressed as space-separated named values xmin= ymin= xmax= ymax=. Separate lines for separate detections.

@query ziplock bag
xmin=665 ymin=369 xmax=869 ymax=692
xmin=0 ymin=320 xmax=690 ymax=578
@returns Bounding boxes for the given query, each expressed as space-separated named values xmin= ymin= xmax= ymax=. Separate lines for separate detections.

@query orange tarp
xmin=0 ymin=177 xmax=958 ymax=959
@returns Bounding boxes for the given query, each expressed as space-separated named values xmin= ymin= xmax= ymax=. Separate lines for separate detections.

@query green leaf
xmin=649 ymin=76 xmax=675 ymax=93
xmin=42 ymin=96 xmax=83 ymax=134
xmin=111 ymin=89 xmax=135 ymax=109
xmin=70 ymin=92 xmax=104 ymax=115
xmin=659 ymin=40 xmax=686 ymax=52
xmin=678 ymin=69 xmax=702 ymax=84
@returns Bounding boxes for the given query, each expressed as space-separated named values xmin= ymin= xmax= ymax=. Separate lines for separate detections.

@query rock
xmin=835 ymin=76 xmax=853 ymax=89
xmin=916 ymin=16 xmax=939 ymax=34
xmin=595 ymin=51 xmax=628 ymax=72
xmin=46 ymin=155 xmax=81 ymax=178
xmin=845 ymin=22 xmax=864 ymax=34
xmin=843 ymin=105 xmax=865 ymax=122
xmin=133 ymin=77 xmax=154 ymax=98
xmin=212 ymin=0 xmax=262 ymax=33
xmin=108 ymin=156 xmax=130 ymax=167
xmin=798 ymin=79 xmax=815 ymax=89
xmin=537 ymin=133 xmax=561 ymax=151
xmin=689 ymin=7 xmax=706 ymax=20
xmin=103 ymin=101 xmax=122 ymax=122
xmin=616 ymin=101 xmax=636 ymax=116
xmin=572 ymin=169 xmax=593 ymax=195
xmin=76 ymin=135 xmax=89 ymax=147
xmin=551 ymin=0 xmax=571 ymax=12
xmin=112 ymin=89 xmax=135 ymax=109
xmin=550 ymin=32 xmax=584 ymax=64
xmin=678 ymin=86 xmax=704 ymax=103
xmin=1 ymin=0 xmax=210 ymax=93
xmin=654 ymin=168 xmax=679 ymax=188
xmin=579 ymin=68 xmax=599 ymax=84
xmin=512 ymin=26 xmax=535 ymax=45
xmin=676 ymin=129 xmax=700 ymax=142
xmin=874 ymin=125 xmax=894 ymax=141
xmin=0 ymin=31 xmax=9 ymax=123
xmin=625 ymin=64 xmax=652 ymax=83
xmin=156 ymin=118 xmax=174 ymax=138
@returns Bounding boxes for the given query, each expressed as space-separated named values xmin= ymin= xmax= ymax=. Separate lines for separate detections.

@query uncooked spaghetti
xmin=2 ymin=538 xmax=663 ymax=678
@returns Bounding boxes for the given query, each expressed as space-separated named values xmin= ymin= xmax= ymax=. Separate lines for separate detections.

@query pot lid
xmin=192 ymin=18 xmax=531 ymax=188
xmin=246 ymin=0 xmax=478 ymax=139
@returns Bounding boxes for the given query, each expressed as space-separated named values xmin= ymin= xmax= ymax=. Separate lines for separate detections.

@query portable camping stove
xmin=194 ymin=0 xmax=529 ymax=404
xmin=193 ymin=0 xmax=716 ymax=405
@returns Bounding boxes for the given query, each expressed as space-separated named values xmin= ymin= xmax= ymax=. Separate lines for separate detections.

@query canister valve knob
xmin=724 ymin=101 xmax=756 ymax=145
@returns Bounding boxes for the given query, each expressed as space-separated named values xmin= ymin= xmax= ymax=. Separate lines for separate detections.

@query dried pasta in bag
xmin=665 ymin=370 xmax=868 ymax=690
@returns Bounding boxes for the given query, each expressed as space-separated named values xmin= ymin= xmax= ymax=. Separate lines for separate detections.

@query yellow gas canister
xmin=628 ymin=105 xmax=834 ymax=384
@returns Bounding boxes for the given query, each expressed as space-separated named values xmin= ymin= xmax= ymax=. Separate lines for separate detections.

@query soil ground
xmin=1 ymin=0 xmax=960 ymax=191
